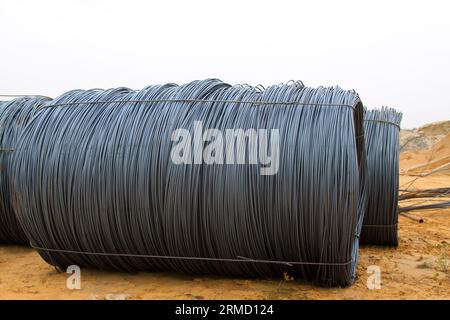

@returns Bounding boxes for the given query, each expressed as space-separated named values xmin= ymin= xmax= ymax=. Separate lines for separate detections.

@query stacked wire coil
xmin=0 ymin=97 xmax=50 ymax=244
xmin=11 ymin=79 xmax=366 ymax=286
xmin=360 ymin=107 xmax=402 ymax=246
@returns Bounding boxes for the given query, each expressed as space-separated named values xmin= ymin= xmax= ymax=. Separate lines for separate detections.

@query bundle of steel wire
xmin=0 ymin=97 xmax=50 ymax=244
xmin=360 ymin=107 xmax=402 ymax=246
xmin=399 ymin=201 xmax=450 ymax=213
xmin=11 ymin=79 xmax=366 ymax=286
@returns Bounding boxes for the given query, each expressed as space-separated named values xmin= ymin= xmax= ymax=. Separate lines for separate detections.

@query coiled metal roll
xmin=11 ymin=79 xmax=366 ymax=286
xmin=360 ymin=107 xmax=402 ymax=246
xmin=0 ymin=97 xmax=50 ymax=244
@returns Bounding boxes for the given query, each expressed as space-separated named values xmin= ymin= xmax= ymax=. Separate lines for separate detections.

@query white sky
xmin=1 ymin=0 xmax=449 ymax=128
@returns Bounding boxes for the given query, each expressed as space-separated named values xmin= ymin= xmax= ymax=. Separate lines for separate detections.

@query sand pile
xmin=400 ymin=120 xmax=450 ymax=152
xmin=400 ymin=124 xmax=450 ymax=175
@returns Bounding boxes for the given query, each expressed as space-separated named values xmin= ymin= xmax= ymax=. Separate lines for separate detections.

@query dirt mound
xmin=401 ymin=132 xmax=450 ymax=175
xmin=400 ymin=120 xmax=450 ymax=152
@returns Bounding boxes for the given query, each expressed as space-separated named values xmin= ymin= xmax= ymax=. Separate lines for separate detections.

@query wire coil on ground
xmin=0 ymin=97 xmax=50 ymax=244
xmin=360 ymin=107 xmax=402 ymax=246
xmin=11 ymin=79 xmax=366 ymax=286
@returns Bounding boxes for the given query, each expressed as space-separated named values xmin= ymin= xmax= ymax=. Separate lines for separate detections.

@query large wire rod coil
xmin=360 ymin=107 xmax=402 ymax=246
xmin=11 ymin=79 xmax=366 ymax=286
xmin=0 ymin=97 xmax=50 ymax=244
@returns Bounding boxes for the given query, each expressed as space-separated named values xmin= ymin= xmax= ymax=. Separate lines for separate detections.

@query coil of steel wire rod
xmin=11 ymin=79 xmax=366 ymax=286
xmin=0 ymin=96 xmax=50 ymax=244
xmin=360 ymin=107 xmax=402 ymax=246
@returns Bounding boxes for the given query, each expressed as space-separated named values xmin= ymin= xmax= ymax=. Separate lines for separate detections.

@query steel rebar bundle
xmin=11 ymin=79 xmax=366 ymax=286
xmin=0 ymin=97 xmax=50 ymax=244
xmin=360 ymin=107 xmax=402 ymax=246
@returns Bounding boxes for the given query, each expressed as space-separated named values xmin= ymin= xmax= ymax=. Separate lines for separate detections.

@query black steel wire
xmin=0 ymin=97 xmax=50 ymax=244
xmin=11 ymin=79 xmax=366 ymax=286
xmin=399 ymin=201 xmax=450 ymax=213
xmin=360 ymin=107 xmax=402 ymax=246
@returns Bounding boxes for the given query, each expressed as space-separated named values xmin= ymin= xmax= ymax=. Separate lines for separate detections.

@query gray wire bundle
xmin=11 ymin=79 xmax=366 ymax=286
xmin=360 ymin=107 xmax=402 ymax=246
xmin=0 ymin=97 xmax=50 ymax=244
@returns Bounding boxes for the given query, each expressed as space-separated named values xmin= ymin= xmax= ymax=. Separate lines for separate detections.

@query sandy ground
xmin=0 ymin=127 xmax=449 ymax=300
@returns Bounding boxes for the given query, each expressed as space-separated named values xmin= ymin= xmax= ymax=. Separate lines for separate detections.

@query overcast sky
xmin=1 ymin=0 xmax=449 ymax=128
